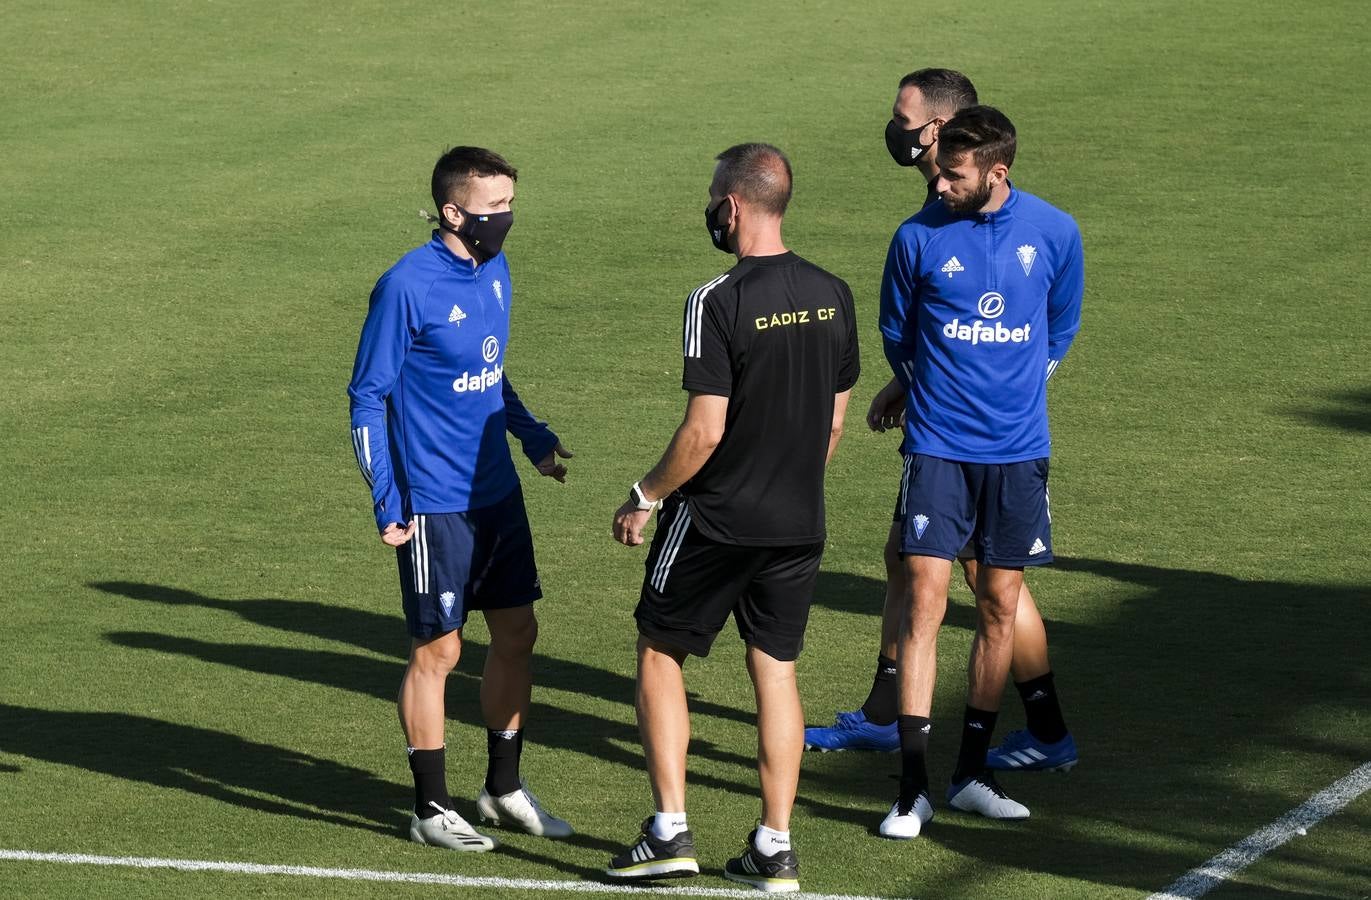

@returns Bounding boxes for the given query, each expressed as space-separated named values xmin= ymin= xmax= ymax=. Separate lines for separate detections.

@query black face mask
xmin=705 ymin=198 xmax=733 ymax=254
xmin=444 ymin=205 xmax=514 ymax=260
xmin=885 ymin=117 xmax=936 ymax=167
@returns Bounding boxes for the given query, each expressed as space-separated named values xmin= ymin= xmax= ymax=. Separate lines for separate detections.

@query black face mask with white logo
xmin=445 ymin=205 xmax=514 ymax=260
xmin=705 ymin=197 xmax=733 ymax=254
xmin=885 ymin=117 xmax=936 ymax=167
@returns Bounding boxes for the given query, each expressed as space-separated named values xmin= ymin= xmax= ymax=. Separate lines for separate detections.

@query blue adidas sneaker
xmin=985 ymin=729 xmax=1078 ymax=772
xmin=803 ymin=709 xmax=899 ymax=752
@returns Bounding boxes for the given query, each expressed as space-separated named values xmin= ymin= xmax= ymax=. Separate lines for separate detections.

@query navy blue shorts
xmin=635 ymin=495 xmax=823 ymax=661
xmin=395 ymin=485 xmax=541 ymax=639
xmin=895 ymin=453 xmax=1053 ymax=567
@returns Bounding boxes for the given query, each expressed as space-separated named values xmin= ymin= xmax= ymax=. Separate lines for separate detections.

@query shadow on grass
xmin=812 ymin=569 xmax=980 ymax=632
xmin=89 ymin=582 xmax=907 ymax=835
xmin=96 ymin=626 xmax=882 ymax=835
xmin=1289 ymin=387 xmax=1371 ymax=434
xmin=0 ymin=704 xmax=401 ymax=835
xmin=89 ymin=580 xmax=751 ymax=727
xmin=883 ymin=555 xmax=1371 ymax=895
xmin=87 ymin=557 xmax=1370 ymax=895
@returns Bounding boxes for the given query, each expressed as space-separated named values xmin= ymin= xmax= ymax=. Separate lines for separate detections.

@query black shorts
xmin=895 ymin=453 xmax=1053 ymax=567
xmin=635 ymin=495 xmax=823 ymax=661
xmin=396 ymin=485 xmax=542 ymax=639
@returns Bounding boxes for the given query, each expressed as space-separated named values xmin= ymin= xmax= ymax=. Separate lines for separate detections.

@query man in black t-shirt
xmin=605 ymin=143 xmax=858 ymax=892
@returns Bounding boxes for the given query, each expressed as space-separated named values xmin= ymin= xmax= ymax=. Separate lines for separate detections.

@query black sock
xmin=952 ymin=706 xmax=998 ymax=785
xmin=485 ymin=728 xmax=523 ymax=796
xmin=1016 ymin=672 xmax=1068 ymax=744
xmin=407 ymin=747 xmax=448 ymax=819
xmin=860 ymin=655 xmax=899 ymax=726
xmin=897 ymin=715 xmax=931 ymax=806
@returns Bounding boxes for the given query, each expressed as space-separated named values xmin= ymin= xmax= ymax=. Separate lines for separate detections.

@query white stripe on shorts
xmin=897 ymin=454 xmax=913 ymax=518
xmin=420 ymin=515 xmax=431 ymax=594
xmin=411 ymin=515 xmax=430 ymax=594
xmin=650 ymin=504 xmax=692 ymax=592
xmin=410 ymin=515 xmax=420 ymax=593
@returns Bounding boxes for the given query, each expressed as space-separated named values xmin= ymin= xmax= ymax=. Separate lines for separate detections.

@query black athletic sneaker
xmin=604 ymin=818 xmax=700 ymax=881
xmin=723 ymin=830 xmax=799 ymax=893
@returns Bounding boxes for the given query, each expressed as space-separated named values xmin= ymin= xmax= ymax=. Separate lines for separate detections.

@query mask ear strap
xmin=431 ymin=202 xmax=465 ymax=235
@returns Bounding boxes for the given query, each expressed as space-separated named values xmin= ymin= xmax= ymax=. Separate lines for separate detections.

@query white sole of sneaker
xmin=723 ymin=870 xmax=800 ymax=892
xmin=603 ymin=859 xmax=700 ymax=880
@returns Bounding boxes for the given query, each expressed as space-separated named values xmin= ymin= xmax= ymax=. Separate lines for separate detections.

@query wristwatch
xmin=629 ymin=481 xmax=660 ymax=511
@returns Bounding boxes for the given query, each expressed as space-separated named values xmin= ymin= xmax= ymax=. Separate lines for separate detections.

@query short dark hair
xmin=897 ymin=68 xmax=978 ymax=115
xmin=938 ymin=105 xmax=1017 ymax=172
xmin=431 ymin=146 xmax=518 ymax=209
xmin=713 ymin=143 xmax=792 ymax=216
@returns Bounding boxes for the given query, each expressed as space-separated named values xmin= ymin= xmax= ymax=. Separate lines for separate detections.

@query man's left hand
xmin=613 ymin=503 xmax=652 ymax=546
xmin=536 ymin=442 xmax=574 ymax=482
xmin=867 ymin=378 xmax=906 ymax=433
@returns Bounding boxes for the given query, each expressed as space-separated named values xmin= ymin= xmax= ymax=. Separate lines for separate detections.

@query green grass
xmin=2 ymin=0 xmax=1369 ymax=897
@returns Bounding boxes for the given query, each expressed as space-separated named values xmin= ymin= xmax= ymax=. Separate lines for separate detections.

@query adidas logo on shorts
xmin=1028 ymin=538 xmax=1047 ymax=556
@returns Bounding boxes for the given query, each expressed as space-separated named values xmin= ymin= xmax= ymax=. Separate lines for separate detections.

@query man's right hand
xmin=381 ymin=521 xmax=417 ymax=547
xmin=867 ymin=377 xmax=905 ymax=432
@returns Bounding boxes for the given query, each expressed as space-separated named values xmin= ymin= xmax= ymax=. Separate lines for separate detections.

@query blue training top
xmin=348 ymin=232 xmax=558 ymax=531
xmin=880 ymin=186 xmax=1084 ymax=463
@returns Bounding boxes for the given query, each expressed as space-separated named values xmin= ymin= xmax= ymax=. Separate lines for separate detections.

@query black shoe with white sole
xmin=604 ymin=818 xmax=700 ymax=882
xmin=723 ymin=830 xmax=799 ymax=893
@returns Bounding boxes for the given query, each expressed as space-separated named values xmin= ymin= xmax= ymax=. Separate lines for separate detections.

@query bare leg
xmin=747 ymin=646 xmax=802 ymax=831
xmin=964 ymin=560 xmax=1052 ymax=683
xmin=960 ymin=557 xmax=978 ymax=594
xmin=480 ymin=605 xmax=537 ymax=731
xmin=898 ymin=555 xmax=952 ymax=717
xmin=967 ymin=565 xmax=1023 ymax=710
xmin=637 ymin=636 xmax=690 ymax=813
xmin=1009 ymin=583 xmax=1051 ymax=682
xmin=399 ymin=629 xmax=463 ymax=748
xmin=879 ymin=521 xmax=907 ymax=659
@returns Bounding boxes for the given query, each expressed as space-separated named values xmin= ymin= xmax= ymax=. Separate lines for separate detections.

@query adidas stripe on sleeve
xmin=681 ymin=273 xmax=733 ymax=396
xmin=347 ymin=271 xmax=419 ymax=532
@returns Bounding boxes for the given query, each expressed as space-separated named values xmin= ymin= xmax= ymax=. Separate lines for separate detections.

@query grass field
xmin=2 ymin=0 xmax=1369 ymax=897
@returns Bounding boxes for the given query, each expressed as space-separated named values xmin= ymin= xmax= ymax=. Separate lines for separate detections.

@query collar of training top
xmin=737 ymin=251 xmax=798 ymax=266
xmin=969 ymin=182 xmax=1018 ymax=224
xmin=428 ymin=230 xmax=492 ymax=273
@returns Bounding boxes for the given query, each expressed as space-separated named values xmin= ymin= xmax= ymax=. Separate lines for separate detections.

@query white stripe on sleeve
xmin=683 ymin=273 xmax=730 ymax=359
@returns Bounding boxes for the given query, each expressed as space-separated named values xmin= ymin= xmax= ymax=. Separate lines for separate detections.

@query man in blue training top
xmin=806 ymin=67 xmax=1080 ymax=782
xmin=875 ymin=106 xmax=1084 ymax=838
xmin=348 ymin=146 xmax=575 ymax=852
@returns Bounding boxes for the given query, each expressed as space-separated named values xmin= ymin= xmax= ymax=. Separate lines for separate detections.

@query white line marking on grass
xmin=1147 ymin=760 xmax=1371 ymax=900
xmin=0 ymin=849 xmax=892 ymax=900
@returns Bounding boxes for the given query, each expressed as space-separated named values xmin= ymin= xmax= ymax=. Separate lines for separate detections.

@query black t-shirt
xmin=680 ymin=252 xmax=860 ymax=546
